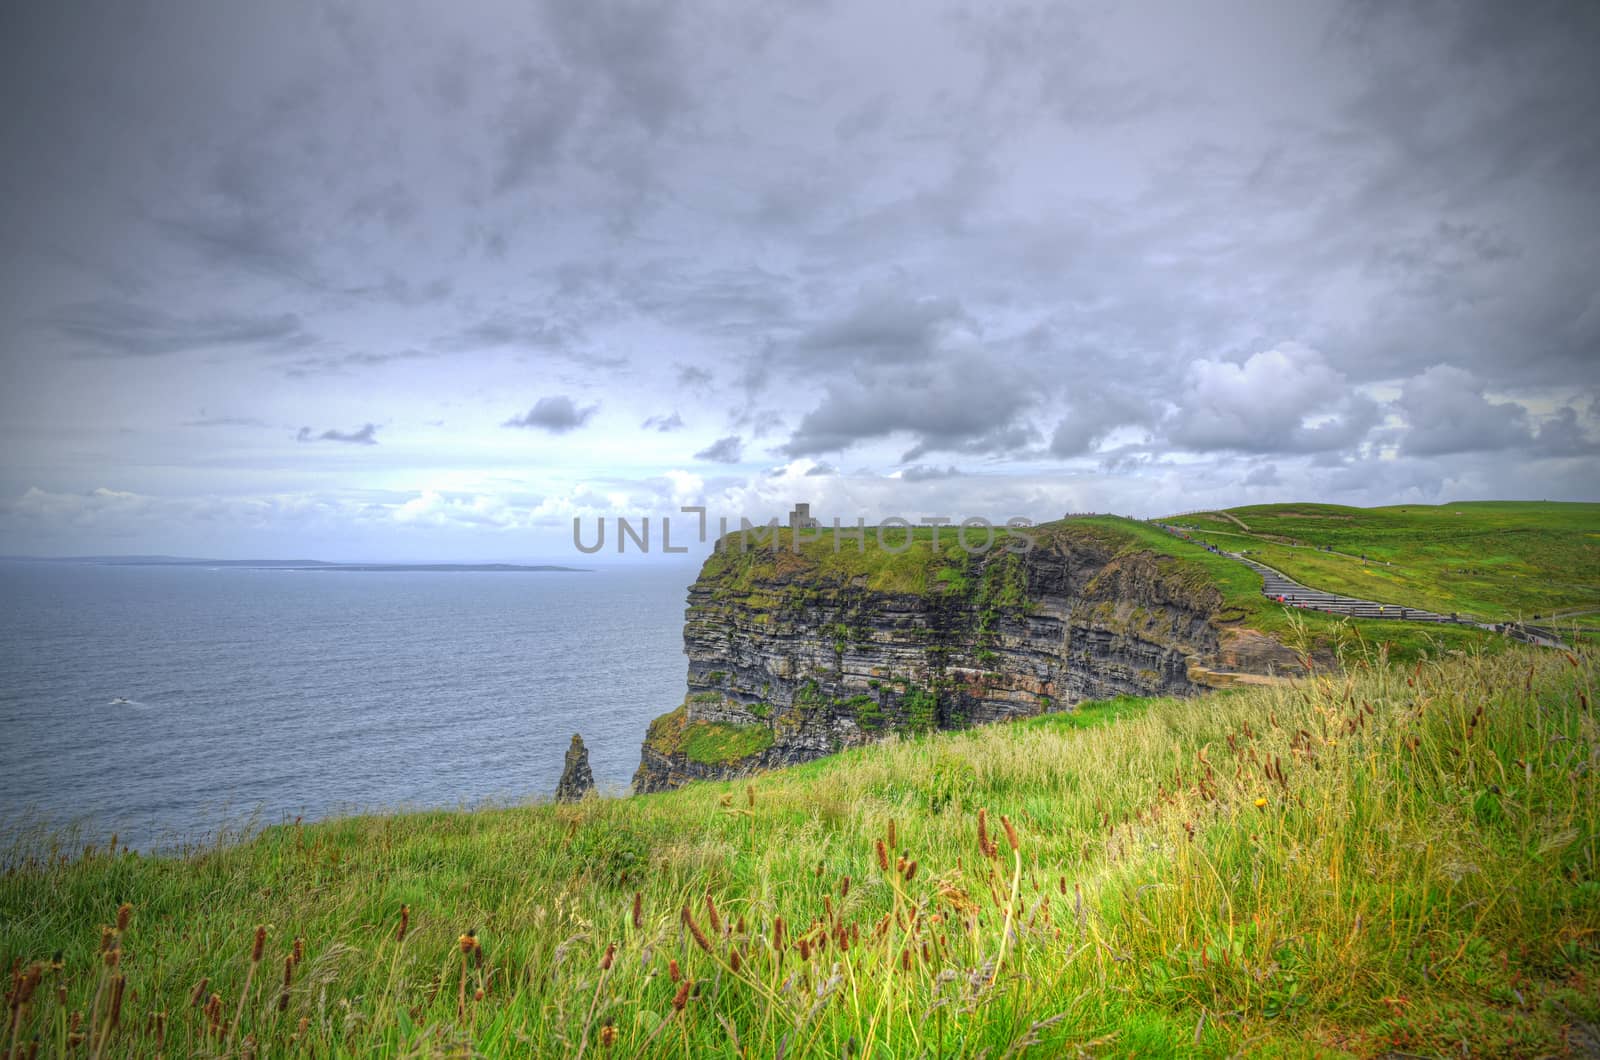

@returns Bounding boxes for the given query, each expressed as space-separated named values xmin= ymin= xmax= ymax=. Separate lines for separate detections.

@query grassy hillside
xmin=1066 ymin=516 xmax=1500 ymax=661
xmin=3 ymin=647 xmax=1596 ymax=1057
xmin=1163 ymin=502 xmax=1600 ymax=624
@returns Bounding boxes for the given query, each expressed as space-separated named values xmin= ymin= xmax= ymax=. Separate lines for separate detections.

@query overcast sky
xmin=1 ymin=0 xmax=1596 ymax=560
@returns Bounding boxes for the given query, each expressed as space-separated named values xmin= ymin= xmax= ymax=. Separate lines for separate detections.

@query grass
xmin=1164 ymin=501 xmax=1600 ymax=624
xmin=3 ymin=646 xmax=1597 ymax=1057
xmin=682 ymin=721 xmax=775 ymax=766
xmin=1058 ymin=515 xmax=1504 ymax=663
xmin=642 ymin=703 xmax=774 ymax=766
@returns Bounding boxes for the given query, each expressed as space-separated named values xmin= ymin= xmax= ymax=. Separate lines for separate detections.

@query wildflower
xmin=1254 ymin=798 xmax=1268 ymax=808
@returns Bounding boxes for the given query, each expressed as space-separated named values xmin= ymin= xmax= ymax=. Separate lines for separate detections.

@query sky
xmin=1 ymin=0 xmax=1596 ymax=562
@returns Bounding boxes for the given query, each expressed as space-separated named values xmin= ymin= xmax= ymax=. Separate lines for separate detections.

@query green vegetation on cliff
xmin=644 ymin=701 xmax=774 ymax=766
xmin=699 ymin=523 xmax=1037 ymax=597
xmin=4 ymin=647 xmax=1596 ymax=1057
xmin=1165 ymin=501 xmax=1600 ymax=623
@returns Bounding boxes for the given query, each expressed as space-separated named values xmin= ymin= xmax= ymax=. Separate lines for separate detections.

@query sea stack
xmin=555 ymin=733 xmax=595 ymax=802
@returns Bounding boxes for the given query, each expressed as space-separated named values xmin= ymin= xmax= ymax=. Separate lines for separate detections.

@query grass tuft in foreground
xmin=3 ymin=647 xmax=1598 ymax=1056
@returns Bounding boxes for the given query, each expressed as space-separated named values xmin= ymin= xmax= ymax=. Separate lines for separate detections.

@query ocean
xmin=0 ymin=560 xmax=695 ymax=851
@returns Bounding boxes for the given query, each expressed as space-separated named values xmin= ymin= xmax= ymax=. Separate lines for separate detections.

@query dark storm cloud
xmin=775 ymin=289 xmax=1048 ymax=460
xmin=790 ymin=290 xmax=965 ymax=368
xmin=282 ymin=349 xmax=435 ymax=378
xmin=443 ymin=311 xmax=580 ymax=354
xmin=502 ymin=396 xmax=599 ymax=433
xmin=783 ymin=369 xmax=1039 ymax=461
xmin=534 ymin=0 xmax=695 ymax=136
xmin=156 ymin=210 xmax=321 ymax=288
xmin=297 ymin=424 xmax=378 ymax=445
xmin=694 ymin=435 xmax=744 ymax=463
xmin=676 ymin=365 xmax=714 ymax=391
xmin=46 ymin=300 xmax=315 ymax=358
xmin=642 ymin=412 xmax=685 ymax=432
xmin=1 ymin=0 xmax=1597 ymax=559
xmin=900 ymin=464 xmax=965 ymax=482
xmin=1242 ymin=464 xmax=1282 ymax=488
xmin=1397 ymin=366 xmax=1532 ymax=456
xmin=1165 ymin=345 xmax=1383 ymax=456
xmin=492 ymin=64 xmax=584 ymax=193
xmin=182 ymin=416 xmax=271 ymax=429
xmin=1532 ymin=406 xmax=1600 ymax=458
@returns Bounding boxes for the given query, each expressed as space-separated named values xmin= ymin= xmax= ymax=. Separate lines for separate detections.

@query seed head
xmin=600 ymin=942 xmax=616 ymax=971
xmin=669 ymin=958 xmax=681 ymax=982
xmin=251 ymin=925 xmax=267 ymax=963
xmin=396 ymin=904 xmax=410 ymax=943
xmin=1000 ymin=814 xmax=1020 ymax=852
xmin=631 ymin=891 xmax=643 ymax=930
xmin=671 ymin=980 xmax=691 ymax=1011
xmin=600 ymin=1023 xmax=618 ymax=1048
xmin=977 ymin=808 xmax=997 ymax=860
xmin=875 ymin=839 xmax=889 ymax=872
xmin=116 ymin=903 xmax=132 ymax=933
xmin=681 ymin=907 xmax=712 ymax=953
xmin=704 ymin=893 xmax=722 ymax=935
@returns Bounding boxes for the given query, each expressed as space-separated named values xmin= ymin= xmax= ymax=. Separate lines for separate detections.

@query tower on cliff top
xmin=788 ymin=502 xmax=819 ymax=530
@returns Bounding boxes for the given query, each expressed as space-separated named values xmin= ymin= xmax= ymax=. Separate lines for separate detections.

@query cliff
xmin=632 ymin=517 xmax=1307 ymax=794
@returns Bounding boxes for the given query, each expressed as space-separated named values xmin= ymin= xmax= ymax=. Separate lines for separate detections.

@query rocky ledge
xmin=632 ymin=517 xmax=1307 ymax=794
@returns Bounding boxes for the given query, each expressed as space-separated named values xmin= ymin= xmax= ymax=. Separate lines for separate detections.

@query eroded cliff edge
xmin=633 ymin=518 xmax=1306 ymax=794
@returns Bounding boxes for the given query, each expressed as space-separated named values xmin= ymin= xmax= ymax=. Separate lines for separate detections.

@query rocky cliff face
xmin=632 ymin=520 xmax=1304 ymax=794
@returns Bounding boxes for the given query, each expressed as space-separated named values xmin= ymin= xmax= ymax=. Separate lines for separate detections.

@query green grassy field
xmin=4 ymin=647 xmax=1597 ymax=1057
xmin=1065 ymin=515 xmax=1504 ymax=661
xmin=1163 ymin=502 xmax=1600 ymax=625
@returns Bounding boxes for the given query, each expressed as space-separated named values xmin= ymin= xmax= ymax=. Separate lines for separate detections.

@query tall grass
xmin=3 ymin=646 xmax=1597 ymax=1056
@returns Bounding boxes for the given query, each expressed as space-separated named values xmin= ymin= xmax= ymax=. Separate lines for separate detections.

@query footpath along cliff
xmin=632 ymin=517 xmax=1307 ymax=793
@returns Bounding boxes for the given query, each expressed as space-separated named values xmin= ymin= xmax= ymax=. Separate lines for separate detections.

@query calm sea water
xmin=0 ymin=561 xmax=694 ymax=851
